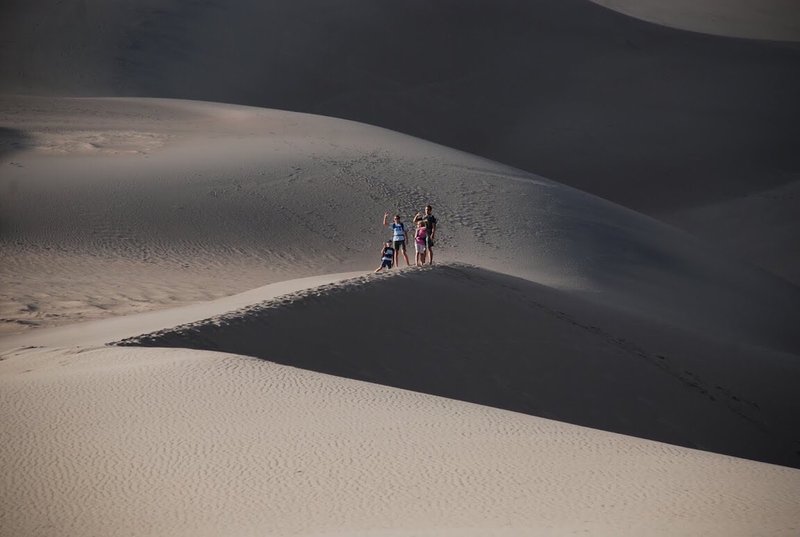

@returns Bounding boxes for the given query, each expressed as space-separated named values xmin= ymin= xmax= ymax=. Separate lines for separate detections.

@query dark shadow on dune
xmin=2 ymin=1 xmax=799 ymax=213
xmin=119 ymin=1 xmax=800 ymax=212
xmin=0 ymin=129 xmax=33 ymax=224
xmin=118 ymin=264 xmax=800 ymax=469
xmin=0 ymin=128 xmax=35 ymax=159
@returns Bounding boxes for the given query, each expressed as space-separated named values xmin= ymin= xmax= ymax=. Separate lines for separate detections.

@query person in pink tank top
xmin=414 ymin=219 xmax=428 ymax=266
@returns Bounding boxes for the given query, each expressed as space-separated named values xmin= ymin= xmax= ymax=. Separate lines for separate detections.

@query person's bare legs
xmin=401 ymin=244 xmax=410 ymax=266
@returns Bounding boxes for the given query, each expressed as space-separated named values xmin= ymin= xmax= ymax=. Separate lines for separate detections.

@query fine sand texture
xmin=3 ymin=3 xmax=800 ymax=535
xmin=2 ymin=345 xmax=799 ymax=537
xmin=118 ymin=264 xmax=800 ymax=469
xmin=2 ymin=0 xmax=799 ymax=282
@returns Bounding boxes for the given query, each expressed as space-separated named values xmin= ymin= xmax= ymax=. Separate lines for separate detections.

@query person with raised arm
xmin=383 ymin=212 xmax=410 ymax=267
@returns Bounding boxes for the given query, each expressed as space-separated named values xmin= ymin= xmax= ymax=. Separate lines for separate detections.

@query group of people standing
xmin=375 ymin=205 xmax=438 ymax=272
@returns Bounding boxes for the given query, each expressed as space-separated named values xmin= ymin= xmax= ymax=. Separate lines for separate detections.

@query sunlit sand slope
xmin=1 ymin=345 xmax=799 ymax=537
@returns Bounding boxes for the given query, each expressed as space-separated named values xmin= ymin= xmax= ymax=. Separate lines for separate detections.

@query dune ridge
xmin=2 ymin=0 xmax=799 ymax=282
xmin=2 ymin=4 xmax=800 ymax=535
xmin=0 ymin=272 xmax=365 ymax=351
xmin=590 ymin=0 xmax=800 ymax=41
xmin=116 ymin=263 xmax=800 ymax=469
xmin=3 ymin=96 xmax=799 ymax=356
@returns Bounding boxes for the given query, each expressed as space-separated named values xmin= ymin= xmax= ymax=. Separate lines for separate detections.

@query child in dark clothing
xmin=374 ymin=241 xmax=395 ymax=273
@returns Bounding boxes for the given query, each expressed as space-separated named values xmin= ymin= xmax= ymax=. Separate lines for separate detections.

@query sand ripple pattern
xmin=118 ymin=264 xmax=800 ymax=470
xmin=1 ymin=346 xmax=799 ymax=537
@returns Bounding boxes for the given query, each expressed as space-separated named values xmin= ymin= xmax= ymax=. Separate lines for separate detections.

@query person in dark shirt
xmin=374 ymin=241 xmax=395 ymax=273
xmin=413 ymin=205 xmax=437 ymax=265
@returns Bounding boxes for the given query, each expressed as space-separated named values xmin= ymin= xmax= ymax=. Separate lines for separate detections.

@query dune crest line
xmin=117 ymin=263 xmax=800 ymax=469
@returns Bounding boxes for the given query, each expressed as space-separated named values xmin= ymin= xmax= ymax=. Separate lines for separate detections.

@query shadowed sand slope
xmin=2 ymin=2 xmax=799 ymax=284
xmin=2 ymin=1 xmax=798 ymax=215
xmin=590 ymin=0 xmax=800 ymax=41
xmin=119 ymin=264 xmax=800 ymax=469
xmin=2 ymin=97 xmax=800 ymax=355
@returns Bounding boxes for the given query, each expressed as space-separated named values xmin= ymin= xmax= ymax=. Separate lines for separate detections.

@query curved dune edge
xmin=0 ymin=271 xmax=366 ymax=352
xmin=2 ymin=264 xmax=799 ymax=536
xmin=3 ymin=96 xmax=800 ymax=355
xmin=3 ymin=1 xmax=799 ymax=244
xmin=589 ymin=0 xmax=800 ymax=41
xmin=1 ymin=345 xmax=799 ymax=537
xmin=115 ymin=263 xmax=800 ymax=469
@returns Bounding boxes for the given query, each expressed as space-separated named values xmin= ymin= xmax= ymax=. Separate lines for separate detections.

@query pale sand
xmin=115 ymin=264 xmax=800 ymax=469
xmin=0 ymin=272 xmax=364 ymax=350
xmin=2 ymin=346 xmax=799 ymax=537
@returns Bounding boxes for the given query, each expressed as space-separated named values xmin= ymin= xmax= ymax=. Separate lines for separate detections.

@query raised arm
xmin=383 ymin=212 xmax=389 ymax=226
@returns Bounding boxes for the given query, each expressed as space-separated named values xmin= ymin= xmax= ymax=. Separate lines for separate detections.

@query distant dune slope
xmin=2 ymin=0 xmax=799 ymax=281
xmin=118 ymin=264 xmax=800 ymax=468
xmin=2 ymin=0 xmax=796 ymax=210
xmin=2 ymin=97 xmax=799 ymax=353
xmin=590 ymin=0 xmax=800 ymax=41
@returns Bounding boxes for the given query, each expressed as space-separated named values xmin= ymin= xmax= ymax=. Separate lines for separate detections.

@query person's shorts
xmin=426 ymin=237 xmax=434 ymax=248
xmin=415 ymin=242 xmax=427 ymax=254
xmin=381 ymin=259 xmax=393 ymax=269
xmin=393 ymin=240 xmax=406 ymax=251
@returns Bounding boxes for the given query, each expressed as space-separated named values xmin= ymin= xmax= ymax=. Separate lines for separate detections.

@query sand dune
xmin=1 ymin=96 xmax=798 ymax=533
xmin=2 ymin=344 xmax=798 ymax=537
xmin=3 ymin=97 xmax=800 ymax=354
xmin=2 ymin=3 xmax=800 ymax=535
xmin=2 ymin=0 xmax=799 ymax=282
xmin=590 ymin=0 xmax=800 ymax=41
xmin=118 ymin=264 xmax=800 ymax=469
xmin=0 ymin=272 xmax=364 ymax=350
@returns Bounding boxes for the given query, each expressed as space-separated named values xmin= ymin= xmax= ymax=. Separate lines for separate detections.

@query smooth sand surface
xmin=2 ymin=345 xmax=799 ymax=537
xmin=590 ymin=0 xmax=800 ymax=41
xmin=2 ymin=1 xmax=799 ymax=283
